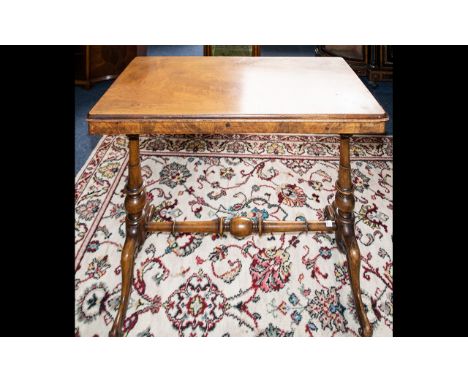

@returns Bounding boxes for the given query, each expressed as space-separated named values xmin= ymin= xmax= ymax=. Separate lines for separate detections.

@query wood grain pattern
xmin=89 ymin=119 xmax=386 ymax=135
xmin=88 ymin=57 xmax=387 ymax=135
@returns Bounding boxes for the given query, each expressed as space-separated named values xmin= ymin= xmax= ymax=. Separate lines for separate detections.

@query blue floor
xmin=147 ymin=45 xmax=203 ymax=56
xmin=75 ymin=81 xmax=112 ymax=174
xmin=75 ymin=46 xmax=393 ymax=175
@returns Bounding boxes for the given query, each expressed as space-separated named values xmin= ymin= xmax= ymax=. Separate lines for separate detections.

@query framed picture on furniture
xmin=204 ymin=45 xmax=261 ymax=56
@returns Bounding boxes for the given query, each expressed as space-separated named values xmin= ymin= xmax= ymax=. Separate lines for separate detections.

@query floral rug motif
xmin=75 ymin=134 xmax=393 ymax=337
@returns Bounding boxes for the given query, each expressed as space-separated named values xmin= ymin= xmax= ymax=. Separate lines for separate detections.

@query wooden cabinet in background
xmin=75 ymin=46 xmax=147 ymax=89
xmin=315 ymin=45 xmax=392 ymax=83
xmin=368 ymin=45 xmax=393 ymax=82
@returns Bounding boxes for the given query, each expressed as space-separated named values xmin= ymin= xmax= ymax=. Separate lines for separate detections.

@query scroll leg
xmin=109 ymin=135 xmax=147 ymax=337
xmin=109 ymin=237 xmax=137 ymax=337
xmin=338 ymin=230 xmax=373 ymax=337
xmin=346 ymin=237 xmax=372 ymax=337
xmin=331 ymin=135 xmax=373 ymax=337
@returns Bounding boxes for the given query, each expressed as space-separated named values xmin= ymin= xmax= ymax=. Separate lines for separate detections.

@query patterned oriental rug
xmin=75 ymin=134 xmax=393 ymax=337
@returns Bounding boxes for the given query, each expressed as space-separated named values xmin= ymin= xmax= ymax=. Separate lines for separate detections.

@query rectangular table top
xmin=88 ymin=56 xmax=387 ymax=135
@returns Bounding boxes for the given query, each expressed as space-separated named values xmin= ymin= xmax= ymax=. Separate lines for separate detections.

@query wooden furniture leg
xmin=325 ymin=135 xmax=373 ymax=337
xmin=109 ymin=135 xmax=149 ymax=337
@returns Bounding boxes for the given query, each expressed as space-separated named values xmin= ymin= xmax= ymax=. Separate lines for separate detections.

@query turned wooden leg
xmin=109 ymin=135 xmax=148 ymax=337
xmin=325 ymin=135 xmax=372 ymax=337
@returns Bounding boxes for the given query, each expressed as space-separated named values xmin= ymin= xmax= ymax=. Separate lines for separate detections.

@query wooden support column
xmin=109 ymin=135 xmax=148 ymax=337
xmin=325 ymin=135 xmax=373 ymax=337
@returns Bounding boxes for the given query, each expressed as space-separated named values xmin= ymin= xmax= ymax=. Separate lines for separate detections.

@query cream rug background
xmin=75 ymin=134 xmax=393 ymax=336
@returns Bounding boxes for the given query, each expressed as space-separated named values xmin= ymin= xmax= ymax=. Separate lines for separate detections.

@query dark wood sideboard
xmin=75 ymin=46 xmax=147 ymax=89
xmin=315 ymin=46 xmax=393 ymax=83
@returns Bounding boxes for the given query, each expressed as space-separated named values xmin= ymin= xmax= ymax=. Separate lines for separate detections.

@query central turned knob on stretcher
xmin=229 ymin=216 xmax=253 ymax=238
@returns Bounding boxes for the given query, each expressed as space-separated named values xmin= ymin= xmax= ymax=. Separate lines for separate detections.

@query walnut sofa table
xmin=88 ymin=56 xmax=388 ymax=337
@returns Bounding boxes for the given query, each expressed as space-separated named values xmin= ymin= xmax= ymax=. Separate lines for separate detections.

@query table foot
xmin=109 ymin=202 xmax=154 ymax=337
xmin=109 ymin=236 xmax=137 ymax=337
xmin=339 ymin=225 xmax=373 ymax=337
